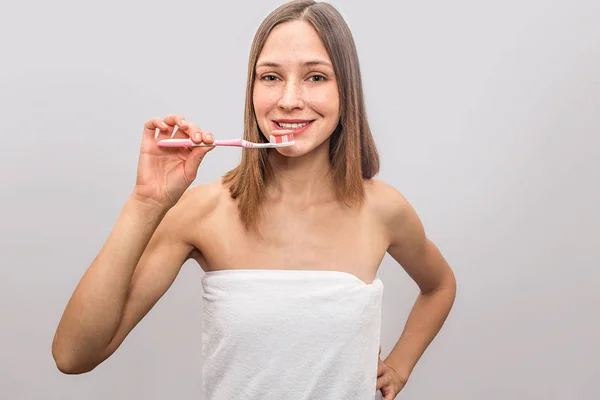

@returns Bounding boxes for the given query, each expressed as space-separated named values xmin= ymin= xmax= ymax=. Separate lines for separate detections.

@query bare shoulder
xmin=364 ymin=178 xmax=413 ymax=225
xmin=364 ymin=178 xmax=425 ymax=249
xmin=159 ymin=178 xmax=226 ymax=239
xmin=365 ymin=180 xmax=455 ymax=293
xmin=176 ymin=178 xmax=225 ymax=214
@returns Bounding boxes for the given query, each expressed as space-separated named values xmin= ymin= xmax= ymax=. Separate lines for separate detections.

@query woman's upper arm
xmin=374 ymin=180 xmax=454 ymax=293
xmin=100 ymin=185 xmax=218 ymax=361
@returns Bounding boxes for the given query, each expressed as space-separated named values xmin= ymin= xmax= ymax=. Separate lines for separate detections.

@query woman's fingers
xmin=377 ymin=359 xmax=385 ymax=377
xmin=175 ymin=120 xmax=200 ymax=142
xmin=201 ymin=131 xmax=215 ymax=145
xmin=377 ymin=372 xmax=390 ymax=391
xmin=163 ymin=114 xmax=186 ymax=129
xmin=145 ymin=114 xmax=216 ymax=151
xmin=143 ymin=117 xmax=169 ymax=140
xmin=163 ymin=116 xmax=215 ymax=146
xmin=174 ymin=120 xmax=214 ymax=145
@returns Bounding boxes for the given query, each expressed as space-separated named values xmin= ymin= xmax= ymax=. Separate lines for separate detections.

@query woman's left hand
xmin=376 ymin=346 xmax=406 ymax=399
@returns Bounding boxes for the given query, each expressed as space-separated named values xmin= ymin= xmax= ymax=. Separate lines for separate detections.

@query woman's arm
xmin=380 ymin=183 xmax=457 ymax=384
xmin=51 ymin=186 xmax=216 ymax=374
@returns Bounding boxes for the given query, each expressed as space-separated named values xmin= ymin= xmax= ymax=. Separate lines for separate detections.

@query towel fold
xmin=200 ymin=269 xmax=384 ymax=399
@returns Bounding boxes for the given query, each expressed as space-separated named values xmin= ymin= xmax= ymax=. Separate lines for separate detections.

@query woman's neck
xmin=266 ymin=142 xmax=336 ymax=206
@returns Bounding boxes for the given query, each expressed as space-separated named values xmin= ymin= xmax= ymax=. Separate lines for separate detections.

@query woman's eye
xmin=309 ymin=75 xmax=327 ymax=82
xmin=261 ymin=75 xmax=279 ymax=81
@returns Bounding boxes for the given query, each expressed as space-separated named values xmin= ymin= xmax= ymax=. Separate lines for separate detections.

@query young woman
xmin=52 ymin=1 xmax=456 ymax=399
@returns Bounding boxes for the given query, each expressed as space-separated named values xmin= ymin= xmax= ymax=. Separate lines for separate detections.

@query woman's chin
xmin=271 ymin=142 xmax=309 ymax=158
xmin=273 ymin=146 xmax=302 ymax=157
xmin=272 ymin=136 xmax=333 ymax=158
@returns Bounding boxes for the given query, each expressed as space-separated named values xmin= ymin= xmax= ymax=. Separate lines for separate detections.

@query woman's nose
xmin=277 ymin=82 xmax=304 ymax=110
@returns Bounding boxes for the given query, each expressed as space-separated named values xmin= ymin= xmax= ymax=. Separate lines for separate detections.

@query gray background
xmin=1 ymin=0 xmax=598 ymax=398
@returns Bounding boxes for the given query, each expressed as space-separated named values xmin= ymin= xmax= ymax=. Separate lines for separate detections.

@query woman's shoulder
xmin=364 ymin=178 xmax=412 ymax=225
xmin=169 ymin=178 xmax=229 ymax=222
xmin=364 ymin=178 xmax=407 ymax=205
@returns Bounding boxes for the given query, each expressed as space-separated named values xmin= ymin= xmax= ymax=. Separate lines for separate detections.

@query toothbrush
xmin=157 ymin=130 xmax=295 ymax=149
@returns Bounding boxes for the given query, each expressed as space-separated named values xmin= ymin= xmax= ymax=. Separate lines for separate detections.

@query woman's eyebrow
xmin=256 ymin=59 xmax=333 ymax=69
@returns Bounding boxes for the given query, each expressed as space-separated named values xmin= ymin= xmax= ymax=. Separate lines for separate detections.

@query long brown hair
xmin=222 ymin=0 xmax=379 ymax=235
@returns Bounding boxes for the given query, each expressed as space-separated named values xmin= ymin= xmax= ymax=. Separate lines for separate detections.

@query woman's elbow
xmin=52 ymin=342 xmax=100 ymax=375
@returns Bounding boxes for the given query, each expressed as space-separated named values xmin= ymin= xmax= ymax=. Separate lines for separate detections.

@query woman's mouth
xmin=272 ymin=120 xmax=315 ymax=136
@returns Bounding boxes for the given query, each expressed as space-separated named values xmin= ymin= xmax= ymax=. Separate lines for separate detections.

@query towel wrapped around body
xmin=201 ymin=269 xmax=385 ymax=399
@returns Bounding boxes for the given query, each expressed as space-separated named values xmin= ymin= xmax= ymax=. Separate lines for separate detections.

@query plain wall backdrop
xmin=1 ymin=0 xmax=598 ymax=398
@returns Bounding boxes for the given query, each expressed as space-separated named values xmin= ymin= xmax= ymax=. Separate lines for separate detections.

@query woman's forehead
xmin=258 ymin=20 xmax=330 ymax=64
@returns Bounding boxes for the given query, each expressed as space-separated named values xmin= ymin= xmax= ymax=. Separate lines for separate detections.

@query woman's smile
xmin=271 ymin=119 xmax=316 ymax=136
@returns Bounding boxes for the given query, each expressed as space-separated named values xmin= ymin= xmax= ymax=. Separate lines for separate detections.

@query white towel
xmin=200 ymin=269 xmax=385 ymax=400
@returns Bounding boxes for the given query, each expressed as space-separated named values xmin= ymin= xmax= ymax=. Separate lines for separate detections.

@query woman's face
xmin=253 ymin=20 xmax=340 ymax=157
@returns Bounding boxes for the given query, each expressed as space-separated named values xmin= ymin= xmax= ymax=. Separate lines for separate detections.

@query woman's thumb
xmin=185 ymin=145 xmax=213 ymax=179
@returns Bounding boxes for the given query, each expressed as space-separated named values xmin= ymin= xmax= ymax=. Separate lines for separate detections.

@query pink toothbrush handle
xmin=157 ymin=138 xmax=195 ymax=147
xmin=157 ymin=138 xmax=244 ymax=147
xmin=213 ymin=139 xmax=244 ymax=147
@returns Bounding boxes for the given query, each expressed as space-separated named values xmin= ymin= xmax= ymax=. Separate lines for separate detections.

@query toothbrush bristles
xmin=269 ymin=129 xmax=295 ymax=145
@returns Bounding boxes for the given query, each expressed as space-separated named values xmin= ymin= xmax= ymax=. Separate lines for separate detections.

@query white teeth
xmin=278 ymin=121 xmax=310 ymax=129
